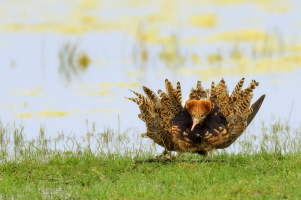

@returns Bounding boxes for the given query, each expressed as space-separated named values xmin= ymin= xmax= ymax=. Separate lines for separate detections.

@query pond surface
xmin=0 ymin=0 xmax=301 ymax=151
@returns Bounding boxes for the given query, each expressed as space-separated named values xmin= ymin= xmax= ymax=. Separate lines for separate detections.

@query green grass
xmin=1 ymin=153 xmax=301 ymax=199
xmin=0 ymin=120 xmax=301 ymax=199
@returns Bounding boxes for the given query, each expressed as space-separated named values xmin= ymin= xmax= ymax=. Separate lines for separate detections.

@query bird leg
xmin=156 ymin=149 xmax=176 ymax=160
xmin=197 ymin=150 xmax=208 ymax=157
xmin=177 ymin=152 xmax=183 ymax=158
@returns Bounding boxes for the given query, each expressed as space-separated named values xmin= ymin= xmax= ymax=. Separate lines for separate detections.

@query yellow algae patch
xmin=178 ymin=57 xmax=301 ymax=81
xmin=252 ymin=41 xmax=287 ymax=55
xmin=212 ymin=0 xmax=283 ymax=6
xmin=213 ymin=0 xmax=245 ymax=4
xmin=137 ymin=27 xmax=161 ymax=43
xmin=159 ymin=45 xmax=185 ymax=68
xmin=14 ymin=112 xmax=33 ymax=118
xmin=77 ymin=81 xmax=138 ymax=89
xmin=1 ymin=22 xmax=122 ymax=34
xmin=158 ymin=1 xmax=177 ymax=21
xmin=137 ymin=27 xmax=183 ymax=44
xmin=101 ymin=82 xmax=112 ymax=88
xmin=206 ymin=29 xmax=269 ymax=42
xmin=128 ymin=82 xmax=139 ymax=88
xmin=38 ymin=110 xmax=68 ymax=117
xmin=125 ymin=70 xmax=144 ymax=76
xmin=159 ymin=35 xmax=179 ymax=44
xmin=15 ymin=110 xmax=68 ymax=118
xmin=230 ymin=47 xmax=243 ymax=60
xmin=147 ymin=13 xmax=174 ymax=23
xmin=258 ymin=2 xmax=289 ymax=13
xmin=129 ymin=0 xmax=148 ymax=7
xmin=79 ymin=15 xmax=99 ymax=24
xmin=280 ymin=55 xmax=301 ymax=64
xmin=116 ymin=81 xmax=138 ymax=88
xmin=0 ymin=102 xmax=28 ymax=109
xmin=191 ymin=53 xmax=203 ymax=65
xmin=77 ymin=83 xmax=100 ymax=88
xmin=189 ymin=13 xmax=218 ymax=28
xmin=10 ymin=87 xmax=43 ymax=97
xmin=253 ymin=58 xmax=298 ymax=72
xmin=77 ymin=82 xmax=111 ymax=88
xmin=159 ymin=35 xmax=185 ymax=67
xmin=207 ymin=53 xmax=223 ymax=64
xmin=117 ymin=82 xmax=127 ymax=88
xmin=285 ymin=45 xmax=301 ymax=52
xmin=77 ymin=90 xmax=111 ymax=96
xmin=182 ymin=36 xmax=199 ymax=45
xmin=76 ymin=0 xmax=100 ymax=10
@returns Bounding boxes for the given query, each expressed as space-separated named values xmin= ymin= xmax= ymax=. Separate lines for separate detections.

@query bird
xmin=126 ymin=78 xmax=265 ymax=158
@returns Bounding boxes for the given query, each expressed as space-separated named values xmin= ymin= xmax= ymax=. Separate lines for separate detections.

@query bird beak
xmin=191 ymin=118 xmax=200 ymax=131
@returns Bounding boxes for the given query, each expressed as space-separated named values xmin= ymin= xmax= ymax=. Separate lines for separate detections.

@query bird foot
xmin=156 ymin=150 xmax=176 ymax=160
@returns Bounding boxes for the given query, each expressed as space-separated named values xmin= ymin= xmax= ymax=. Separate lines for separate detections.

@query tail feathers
xmin=211 ymin=79 xmax=230 ymax=112
xmin=126 ymin=80 xmax=184 ymax=151
xmin=234 ymin=80 xmax=259 ymax=115
xmin=231 ymin=77 xmax=245 ymax=97
xmin=247 ymin=94 xmax=265 ymax=126
xmin=176 ymin=81 xmax=182 ymax=104
xmin=165 ymin=79 xmax=175 ymax=97
xmin=214 ymin=79 xmax=263 ymax=149
xmin=158 ymin=80 xmax=182 ymax=115
xmin=125 ymin=97 xmax=140 ymax=105
xmin=143 ymin=86 xmax=161 ymax=106
xmin=165 ymin=79 xmax=182 ymax=113
xmin=129 ymin=89 xmax=147 ymax=101
xmin=211 ymin=78 xmax=229 ymax=97
xmin=127 ymin=78 xmax=264 ymax=153
xmin=126 ymin=91 xmax=157 ymax=123
xmin=211 ymin=78 xmax=260 ymax=118
xmin=189 ymin=81 xmax=209 ymax=100
xmin=158 ymin=89 xmax=173 ymax=110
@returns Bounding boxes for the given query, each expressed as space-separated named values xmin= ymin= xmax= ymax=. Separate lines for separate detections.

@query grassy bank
xmin=0 ymin=121 xmax=300 ymax=199
xmin=1 ymin=153 xmax=301 ymax=199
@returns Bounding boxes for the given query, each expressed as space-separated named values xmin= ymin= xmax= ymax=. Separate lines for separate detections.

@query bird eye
xmin=200 ymin=114 xmax=205 ymax=118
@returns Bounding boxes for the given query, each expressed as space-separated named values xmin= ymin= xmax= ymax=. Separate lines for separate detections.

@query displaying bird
xmin=126 ymin=78 xmax=265 ymax=157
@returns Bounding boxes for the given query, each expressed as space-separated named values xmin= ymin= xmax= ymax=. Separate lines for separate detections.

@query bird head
xmin=185 ymin=99 xmax=212 ymax=131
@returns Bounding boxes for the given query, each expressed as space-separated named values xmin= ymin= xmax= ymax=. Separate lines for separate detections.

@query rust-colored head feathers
xmin=185 ymin=99 xmax=213 ymax=131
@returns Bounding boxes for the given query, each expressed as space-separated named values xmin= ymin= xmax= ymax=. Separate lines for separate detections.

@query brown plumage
xmin=126 ymin=78 xmax=265 ymax=157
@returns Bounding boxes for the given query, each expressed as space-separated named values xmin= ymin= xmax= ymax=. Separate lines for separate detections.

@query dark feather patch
xmin=172 ymin=105 xmax=227 ymax=143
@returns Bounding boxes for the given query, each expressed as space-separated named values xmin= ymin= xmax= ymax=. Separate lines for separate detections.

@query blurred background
xmin=0 ymin=0 xmax=301 ymax=145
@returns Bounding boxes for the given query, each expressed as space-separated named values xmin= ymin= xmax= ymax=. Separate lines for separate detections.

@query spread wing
xmin=211 ymin=78 xmax=263 ymax=149
xmin=126 ymin=79 xmax=183 ymax=151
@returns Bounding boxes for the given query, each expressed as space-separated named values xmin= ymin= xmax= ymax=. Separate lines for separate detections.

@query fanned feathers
xmin=127 ymin=78 xmax=265 ymax=156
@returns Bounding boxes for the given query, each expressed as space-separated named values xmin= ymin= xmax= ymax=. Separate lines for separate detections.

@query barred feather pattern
xmin=126 ymin=79 xmax=185 ymax=151
xmin=189 ymin=81 xmax=209 ymax=100
xmin=211 ymin=78 xmax=260 ymax=149
xmin=127 ymin=78 xmax=263 ymax=155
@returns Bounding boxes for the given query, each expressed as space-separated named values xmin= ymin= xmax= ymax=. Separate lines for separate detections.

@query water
xmin=0 ymin=0 xmax=301 ymax=146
